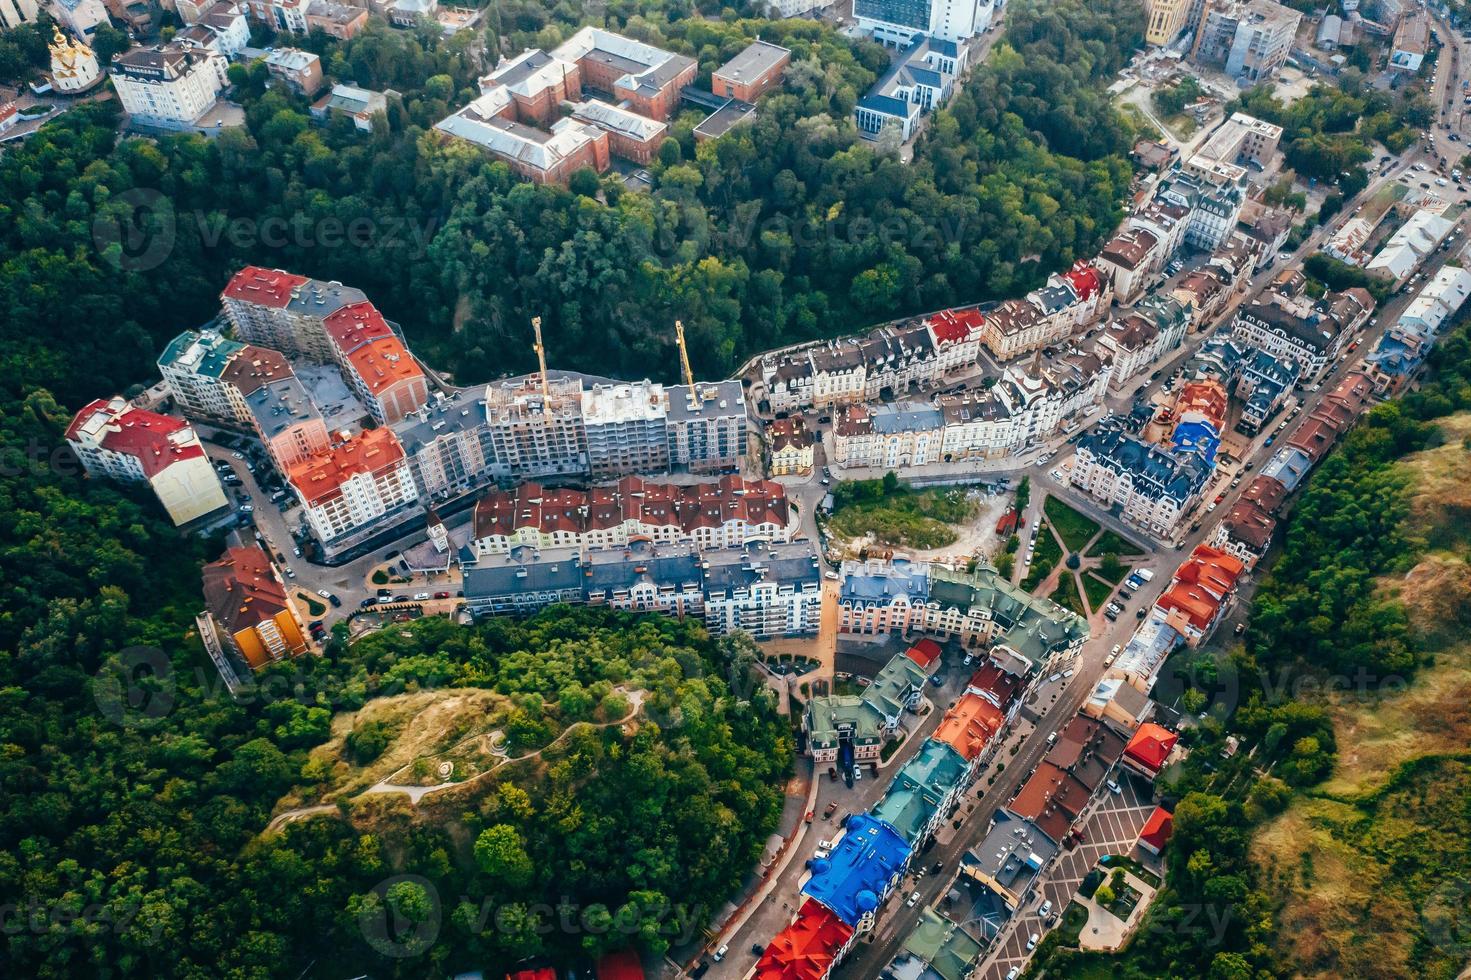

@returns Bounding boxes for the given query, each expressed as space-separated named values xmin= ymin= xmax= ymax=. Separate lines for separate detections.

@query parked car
xmin=434 ymin=591 xmax=451 ymax=599
xmin=414 ymin=592 xmax=430 ymax=601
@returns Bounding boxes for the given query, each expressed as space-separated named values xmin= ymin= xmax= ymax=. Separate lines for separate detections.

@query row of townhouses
xmin=460 ymin=538 xmax=822 ymax=639
xmin=1365 ymin=264 xmax=1471 ymax=394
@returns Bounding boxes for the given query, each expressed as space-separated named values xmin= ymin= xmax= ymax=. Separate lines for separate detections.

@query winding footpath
xmin=264 ymin=690 xmax=646 ymax=832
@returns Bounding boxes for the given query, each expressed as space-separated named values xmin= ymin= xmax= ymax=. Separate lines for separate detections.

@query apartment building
xmin=832 ymin=403 xmax=944 ymax=469
xmin=469 ymin=475 xmax=792 ymax=556
xmin=1156 ymin=171 xmax=1246 ymax=251
xmin=200 ymin=545 xmax=308 ymax=670
xmin=1210 ymin=473 xmax=1285 ymax=568
xmin=665 ymin=380 xmax=746 ymax=473
xmin=66 ymin=396 xmax=229 ymax=526
xmin=395 ymin=387 xmax=497 ymax=501
xmin=1096 ymin=227 xmax=1162 ymax=304
xmin=246 ymin=0 xmax=312 ymax=33
xmin=435 ymin=99 xmax=611 ymax=185
xmin=220 ymin=266 xmax=368 ymax=360
xmin=837 ymin=558 xmax=1088 ymax=669
xmin=712 ymin=40 xmax=790 ymax=102
xmin=263 ymin=47 xmax=323 ymax=96
xmin=304 ymin=0 xmax=367 ymax=39
xmin=1070 ymin=421 xmax=1210 ymax=537
xmin=483 ymin=376 xmax=589 ymax=480
xmin=854 ymin=0 xmax=994 ymax=46
xmin=1145 ymin=0 xmax=1191 ymax=45
xmin=1098 ymin=296 xmax=1190 ymax=393
xmin=159 ymin=330 xmax=247 ymax=422
xmin=321 ymin=302 xmax=429 ymax=425
xmin=1230 ymin=286 xmax=1373 ymax=375
xmin=1154 ymin=544 xmax=1244 ymax=645
xmin=768 ymin=416 xmax=816 ymax=475
xmin=581 ymin=381 xmax=670 ymax=478
xmin=286 ymin=427 xmax=419 ymax=545
xmin=109 ymin=41 xmax=225 ymax=127
xmin=244 ymin=372 xmax=331 ymax=469
xmin=1191 ymin=0 xmax=1302 ymax=81
xmin=462 ymin=538 xmax=820 ymax=636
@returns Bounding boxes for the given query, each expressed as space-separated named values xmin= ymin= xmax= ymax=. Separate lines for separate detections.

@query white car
xmin=1027 ymin=933 xmax=1040 ymax=951
xmin=713 ymin=944 xmax=728 ymax=962
xmin=1039 ymin=899 xmax=1053 ymax=918
xmin=414 ymin=592 xmax=431 ymax=601
xmin=907 ymin=890 xmax=921 ymax=908
xmin=316 ymin=589 xmax=332 ymax=599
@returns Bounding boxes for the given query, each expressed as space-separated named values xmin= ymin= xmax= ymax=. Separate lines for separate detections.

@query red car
xmin=434 ymin=591 xmax=451 ymax=599
xmin=804 ymin=810 xmax=814 ymax=824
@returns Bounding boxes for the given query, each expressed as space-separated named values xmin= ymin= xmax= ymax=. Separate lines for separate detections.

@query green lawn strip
xmin=1086 ymin=528 xmax=1147 ymax=557
xmin=1082 ymin=573 xmax=1117 ymax=613
xmin=1044 ymin=495 xmax=1101 ymax=551
xmin=1050 ymin=573 xmax=1085 ymax=616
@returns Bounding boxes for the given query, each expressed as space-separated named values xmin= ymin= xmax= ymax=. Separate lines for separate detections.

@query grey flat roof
xmin=715 ymin=40 xmax=790 ymax=83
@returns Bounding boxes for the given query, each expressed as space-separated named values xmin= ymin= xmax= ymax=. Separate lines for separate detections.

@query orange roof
xmin=344 ymin=335 xmax=424 ymax=398
xmin=933 ymin=693 xmax=1004 ymax=761
xmin=1172 ymin=544 xmax=1244 ymax=599
xmin=1124 ymin=723 xmax=1177 ymax=773
xmin=904 ymin=638 xmax=942 ymax=670
xmin=286 ymin=428 xmax=405 ymax=506
xmin=755 ymin=899 xmax=853 ymax=980
xmin=221 ymin=266 xmax=308 ymax=308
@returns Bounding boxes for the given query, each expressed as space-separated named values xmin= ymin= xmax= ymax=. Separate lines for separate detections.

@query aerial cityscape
xmin=2 ymin=0 xmax=1470 ymax=978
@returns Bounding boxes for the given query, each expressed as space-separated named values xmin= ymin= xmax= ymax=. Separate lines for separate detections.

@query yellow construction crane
xmin=675 ymin=319 xmax=696 ymax=391
xmin=531 ymin=315 xmax=551 ymax=399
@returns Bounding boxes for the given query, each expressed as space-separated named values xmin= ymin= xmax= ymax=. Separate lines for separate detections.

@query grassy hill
xmin=1252 ymin=413 xmax=1471 ymax=980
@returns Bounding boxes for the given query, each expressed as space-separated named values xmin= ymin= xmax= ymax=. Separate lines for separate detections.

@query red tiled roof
xmin=755 ymin=899 xmax=853 ymax=980
xmin=323 ymin=300 xmax=393 ymax=353
xmin=472 ymin=478 xmax=789 ymax=541
xmin=926 ymin=307 xmax=984 ymax=345
xmin=596 ymin=949 xmax=645 ymax=980
xmin=201 ymin=545 xmax=289 ymax=632
xmin=1172 ymin=545 xmax=1244 ymax=599
xmin=221 ymin=266 xmax=308 ymax=308
xmin=1139 ymin=806 xmax=1173 ymax=852
xmin=904 ymin=638 xmax=942 ymax=670
xmin=66 ymin=398 xmax=204 ymax=479
xmin=968 ymin=660 xmax=1022 ymax=711
xmin=1063 ymin=261 xmax=1103 ymax=300
xmin=286 ymin=428 xmax=405 ymax=506
xmin=1124 ymin=723 xmax=1177 ymax=773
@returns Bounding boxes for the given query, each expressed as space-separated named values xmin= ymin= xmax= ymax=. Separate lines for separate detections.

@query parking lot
xmin=977 ymin=772 xmax=1158 ymax=980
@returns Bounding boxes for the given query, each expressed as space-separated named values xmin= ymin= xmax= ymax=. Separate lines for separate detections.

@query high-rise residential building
xmin=581 ymin=380 xmax=670 ymax=478
xmin=1191 ymin=0 xmax=1301 ymax=81
xmin=66 ymin=396 xmax=229 ymax=526
xmin=158 ymin=329 xmax=246 ymax=422
xmin=286 ymin=428 xmax=419 ymax=546
xmin=483 ymin=376 xmax=588 ymax=480
xmin=244 ymin=372 xmax=332 ymax=469
xmin=1145 ymin=0 xmax=1191 ymax=45
xmin=395 ymin=387 xmax=497 ymax=501
xmin=665 ymin=380 xmax=746 ymax=474
xmin=219 ymin=266 xmax=367 ymax=360
xmin=109 ymin=41 xmax=226 ymax=127
xmin=321 ymin=302 xmax=429 ymax=425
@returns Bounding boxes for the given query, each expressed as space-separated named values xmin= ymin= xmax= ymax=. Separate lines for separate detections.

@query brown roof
xmin=219 ymin=345 xmax=293 ymax=397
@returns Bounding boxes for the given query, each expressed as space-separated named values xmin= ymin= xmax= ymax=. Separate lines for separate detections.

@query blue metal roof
xmin=803 ymin=814 xmax=911 ymax=926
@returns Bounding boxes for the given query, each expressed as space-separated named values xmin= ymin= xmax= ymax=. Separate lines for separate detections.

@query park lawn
xmin=829 ymin=483 xmax=978 ymax=549
xmin=1082 ymin=573 xmax=1117 ymax=613
xmin=1087 ymin=528 xmax=1147 ymax=557
xmin=1044 ymin=495 xmax=1101 ymax=552
xmin=1050 ymin=573 xmax=1085 ymax=616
